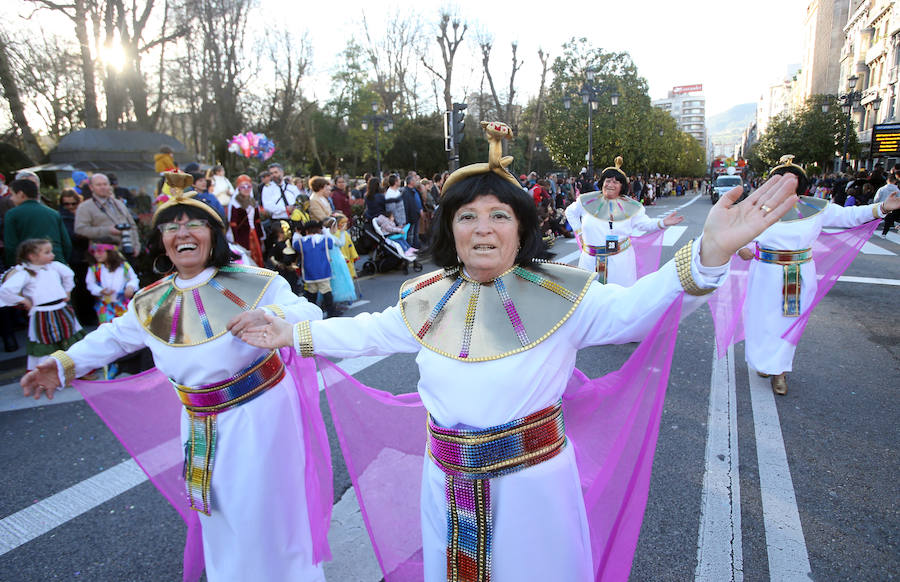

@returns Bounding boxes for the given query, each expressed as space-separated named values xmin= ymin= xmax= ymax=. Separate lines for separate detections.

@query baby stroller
xmin=359 ymin=217 xmax=423 ymax=275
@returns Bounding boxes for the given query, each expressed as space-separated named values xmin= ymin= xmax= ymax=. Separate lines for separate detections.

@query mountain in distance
xmin=707 ymin=103 xmax=757 ymax=141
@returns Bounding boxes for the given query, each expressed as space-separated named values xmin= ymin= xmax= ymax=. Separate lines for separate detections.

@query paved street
xmin=1 ymin=193 xmax=898 ymax=581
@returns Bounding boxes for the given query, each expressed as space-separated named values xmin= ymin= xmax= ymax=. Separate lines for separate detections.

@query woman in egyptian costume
xmin=241 ymin=122 xmax=800 ymax=581
xmin=21 ymin=171 xmax=332 ymax=581
xmin=565 ymin=156 xmax=683 ymax=286
xmin=713 ymin=155 xmax=899 ymax=395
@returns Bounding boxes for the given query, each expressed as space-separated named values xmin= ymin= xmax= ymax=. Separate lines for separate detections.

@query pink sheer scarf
xmin=320 ymin=295 xmax=684 ymax=581
xmin=72 ymin=347 xmax=332 ymax=581
xmin=708 ymin=221 xmax=880 ymax=358
xmin=632 ymin=229 xmax=665 ymax=279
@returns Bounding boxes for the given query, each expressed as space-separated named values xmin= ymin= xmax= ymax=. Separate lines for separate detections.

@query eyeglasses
xmin=157 ymin=219 xmax=209 ymax=234
xmin=238 ymin=184 xmax=252 ymax=190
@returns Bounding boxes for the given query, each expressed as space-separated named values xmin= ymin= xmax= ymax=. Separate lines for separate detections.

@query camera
xmin=116 ymin=223 xmax=135 ymax=255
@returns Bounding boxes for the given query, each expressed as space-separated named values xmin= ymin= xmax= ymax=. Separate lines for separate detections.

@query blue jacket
xmin=294 ymin=234 xmax=333 ymax=282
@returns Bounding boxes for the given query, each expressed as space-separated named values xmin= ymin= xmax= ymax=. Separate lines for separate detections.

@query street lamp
xmin=563 ymin=69 xmax=619 ymax=181
xmin=839 ymin=75 xmax=862 ymax=173
xmin=362 ymin=101 xmax=393 ymax=180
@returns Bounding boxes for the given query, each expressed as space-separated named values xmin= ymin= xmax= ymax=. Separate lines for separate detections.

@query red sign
xmin=672 ymin=84 xmax=703 ymax=95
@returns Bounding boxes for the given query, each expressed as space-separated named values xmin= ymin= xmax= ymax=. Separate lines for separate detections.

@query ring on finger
xmin=761 ymin=204 xmax=772 ymax=213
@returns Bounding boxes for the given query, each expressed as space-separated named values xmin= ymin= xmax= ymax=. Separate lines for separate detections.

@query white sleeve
xmin=570 ymin=236 xmax=728 ymax=348
xmin=297 ymin=304 xmax=420 ymax=359
xmin=124 ymin=263 xmax=140 ymax=291
xmin=0 ymin=269 xmax=27 ymax=306
xmin=53 ymin=262 xmax=76 ymax=293
xmin=631 ymin=206 xmax=664 ymax=233
xmin=85 ymin=267 xmax=103 ymax=296
xmin=260 ymin=275 xmax=324 ymax=323
xmin=565 ymin=199 xmax=584 ymax=234
xmin=54 ymin=301 xmax=148 ymax=383
xmin=821 ymin=202 xmax=882 ymax=228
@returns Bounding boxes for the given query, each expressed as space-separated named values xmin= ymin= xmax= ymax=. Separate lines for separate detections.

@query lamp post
xmin=563 ymin=69 xmax=619 ymax=181
xmin=868 ymin=95 xmax=883 ymax=169
xmin=839 ymin=75 xmax=862 ymax=173
xmin=361 ymin=101 xmax=393 ymax=180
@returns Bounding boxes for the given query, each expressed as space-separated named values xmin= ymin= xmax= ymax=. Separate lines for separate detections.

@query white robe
xmin=565 ymin=197 xmax=663 ymax=286
xmin=301 ymin=241 xmax=726 ymax=582
xmin=743 ymin=203 xmax=882 ymax=375
xmin=53 ymin=268 xmax=325 ymax=582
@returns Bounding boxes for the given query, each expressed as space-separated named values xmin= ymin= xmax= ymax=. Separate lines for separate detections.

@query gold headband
xmin=770 ymin=154 xmax=807 ymax=179
xmin=600 ymin=156 xmax=628 ymax=182
xmin=152 ymin=171 xmax=225 ymax=227
xmin=441 ymin=121 xmax=523 ymax=195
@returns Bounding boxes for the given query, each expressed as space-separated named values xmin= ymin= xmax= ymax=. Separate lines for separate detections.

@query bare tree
xmin=0 ymin=33 xmax=44 ymax=161
xmin=477 ymin=34 xmax=502 ymax=120
xmin=505 ymin=42 xmax=523 ymax=126
xmin=421 ymin=11 xmax=467 ymax=113
xmin=525 ymin=49 xmax=549 ymax=173
xmin=360 ymin=11 xmax=422 ymax=116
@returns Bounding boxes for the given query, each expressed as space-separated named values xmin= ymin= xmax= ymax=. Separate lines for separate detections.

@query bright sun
xmin=100 ymin=41 xmax=127 ymax=72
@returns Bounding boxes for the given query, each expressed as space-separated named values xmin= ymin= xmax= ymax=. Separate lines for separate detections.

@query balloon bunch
xmin=227 ymin=132 xmax=276 ymax=161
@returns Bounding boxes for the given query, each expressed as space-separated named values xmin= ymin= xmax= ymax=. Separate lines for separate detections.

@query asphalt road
xmin=1 ymin=192 xmax=897 ymax=581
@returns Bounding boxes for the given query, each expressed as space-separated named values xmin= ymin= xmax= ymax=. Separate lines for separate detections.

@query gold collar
xmin=775 ymin=195 xmax=827 ymax=222
xmin=577 ymin=192 xmax=644 ymax=222
xmin=133 ymin=265 xmax=276 ymax=346
xmin=399 ymin=262 xmax=595 ymax=361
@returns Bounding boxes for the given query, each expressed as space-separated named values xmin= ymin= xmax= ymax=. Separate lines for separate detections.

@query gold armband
xmin=49 ymin=350 xmax=76 ymax=386
xmin=873 ymin=204 xmax=882 ymax=220
xmin=262 ymin=304 xmax=286 ymax=319
xmin=295 ymin=321 xmax=314 ymax=358
xmin=675 ymin=240 xmax=716 ymax=296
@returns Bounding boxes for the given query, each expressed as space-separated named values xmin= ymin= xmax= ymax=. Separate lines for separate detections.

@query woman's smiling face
xmin=159 ymin=214 xmax=212 ymax=279
xmin=452 ymin=194 xmax=521 ymax=282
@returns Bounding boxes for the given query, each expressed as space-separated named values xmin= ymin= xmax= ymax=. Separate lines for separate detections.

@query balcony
xmin=891 ymin=66 xmax=899 ymax=84
xmin=860 ymin=87 xmax=881 ymax=105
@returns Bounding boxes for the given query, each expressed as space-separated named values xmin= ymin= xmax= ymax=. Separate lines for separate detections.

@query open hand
xmin=239 ymin=313 xmax=294 ymax=350
xmin=227 ymin=308 xmax=274 ymax=337
xmin=21 ymin=359 xmax=63 ymax=400
xmin=663 ymin=213 xmax=684 ymax=227
xmin=882 ymin=192 xmax=900 ymax=212
xmin=700 ymin=174 xmax=798 ymax=267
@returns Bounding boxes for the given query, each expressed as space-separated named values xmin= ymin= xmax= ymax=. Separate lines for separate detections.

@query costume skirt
xmin=27 ymin=304 xmax=85 ymax=366
xmin=329 ymin=246 xmax=357 ymax=303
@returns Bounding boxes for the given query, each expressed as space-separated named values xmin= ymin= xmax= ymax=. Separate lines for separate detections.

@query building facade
xmin=652 ymin=85 xmax=707 ymax=145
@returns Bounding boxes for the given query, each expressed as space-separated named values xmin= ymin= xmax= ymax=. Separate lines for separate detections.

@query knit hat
xmin=235 ymin=174 xmax=252 ymax=187
xmin=72 ymin=171 xmax=88 ymax=185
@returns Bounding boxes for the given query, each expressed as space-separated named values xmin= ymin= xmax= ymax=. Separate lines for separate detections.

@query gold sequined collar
xmin=775 ymin=195 xmax=827 ymax=222
xmin=399 ymin=262 xmax=595 ymax=361
xmin=577 ymin=192 xmax=644 ymax=222
xmin=132 ymin=265 xmax=276 ymax=346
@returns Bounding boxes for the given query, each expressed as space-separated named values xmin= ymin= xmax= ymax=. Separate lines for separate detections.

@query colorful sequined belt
xmin=583 ymin=235 xmax=632 ymax=257
xmin=172 ymin=350 xmax=285 ymax=514
xmin=755 ymin=245 xmax=812 ymax=317
xmin=428 ymin=401 xmax=567 ymax=582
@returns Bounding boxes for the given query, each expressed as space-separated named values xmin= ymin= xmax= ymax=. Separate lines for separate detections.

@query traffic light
xmin=452 ymin=102 xmax=467 ymax=146
xmin=444 ymin=110 xmax=453 ymax=152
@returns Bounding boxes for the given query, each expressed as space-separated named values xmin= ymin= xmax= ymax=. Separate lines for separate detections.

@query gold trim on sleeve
xmin=49 ymin=350 xmax=76 ymax=386
xmin=262 ymin=304 xmax=286 ymax=319
xmin=296 ymin=321 xmax=314 ymax=358
xmin=675 ymin=240 xmax=716 ymax=296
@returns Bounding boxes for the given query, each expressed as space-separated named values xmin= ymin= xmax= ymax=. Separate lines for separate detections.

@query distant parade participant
xmin=735 ymin=155 xmax=900 ymax=395
xmin=85 ymin=243 xmax=139 ymax=324
xmin=21 ymin=172 xmax=330 ymax=581
xmin=0 ymin=239 xmax=84 ymax=369
xmin=565 ymin=157 xmax=684 ymax=285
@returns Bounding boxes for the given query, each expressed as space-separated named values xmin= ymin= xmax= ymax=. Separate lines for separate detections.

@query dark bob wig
xmin=769 ymin=164 xmax=809 ymax=196
xmin=431 ymin=171 xmax=545 ymax=269
xmin=147 ymin=204 xmax=236 ymax=273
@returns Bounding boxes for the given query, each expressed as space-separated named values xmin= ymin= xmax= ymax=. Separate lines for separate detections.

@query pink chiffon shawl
xmin=72 ymin=347 xmax=332 ymax=582
xmin=707 ymin=221 xmax=880 ymax=358
xmin=320 ymin=295 xmax=685 ymax=582
xmin=632 ymin=229 xmax=665 ymax=279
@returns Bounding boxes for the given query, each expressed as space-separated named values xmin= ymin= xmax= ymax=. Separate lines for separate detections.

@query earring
xmin=152 ymin=254 xmax=174 ymax=275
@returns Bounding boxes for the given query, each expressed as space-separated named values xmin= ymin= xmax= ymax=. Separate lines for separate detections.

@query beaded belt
xmin=755 ymin=245 xmax=812 ymax=317
xmin=172 ymin=350 xmax=285 ymax=514
xmin=428 ymin=401 xmax=567 ymax=582
xmin=584 ymin=237 xmax=631 ymax=284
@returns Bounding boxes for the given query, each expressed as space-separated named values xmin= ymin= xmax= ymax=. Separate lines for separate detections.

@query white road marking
xmin=696 ymin=344 xmax=743 ymax=582
xmin=0 ymin=458 xmax=146 ymax=555
xmin=747 ymin=369 xmax=812 ymax=580
xmin=323 ymin=487 xmax=383 ymax=581
xmin=317 ymin=355 xmax=389 ymax=392
xmin=661 ymin=225 xmax=688 ymax=247
xmin=0 ymin=383 xmax=84 ymax=413
xmin=837 ymin=275 xmax=900 ymax=286
xmin=821 ymin=228 xmax=896 ymax=255
xmin=346 ymin=300 xmax=371 ymax=310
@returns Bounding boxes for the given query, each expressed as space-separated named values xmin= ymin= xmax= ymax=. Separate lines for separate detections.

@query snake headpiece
xmin=599 ymin=156 xmax=629 ymax=187
xmin=441 ymin=121 xmax=523 ymax=194
xmin=769 ymin=154 xmax=808 ymax=195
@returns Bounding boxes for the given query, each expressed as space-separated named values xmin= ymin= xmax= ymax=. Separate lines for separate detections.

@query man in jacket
xmin=74 ymin=173 xmax=140 ymax=257
xmin=3 ymin=179 xmax=71 ymax=265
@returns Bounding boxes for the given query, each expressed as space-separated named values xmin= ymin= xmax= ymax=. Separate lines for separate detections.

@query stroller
xmin=359 ymin=217 xmax=424 ymax=275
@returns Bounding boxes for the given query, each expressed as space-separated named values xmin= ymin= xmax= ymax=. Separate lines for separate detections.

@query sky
xmin=262 ymin=0 xmax=809 ymax=118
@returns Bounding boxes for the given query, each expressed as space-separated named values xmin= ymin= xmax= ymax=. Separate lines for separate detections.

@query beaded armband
xmin=674 ymin=240 xmax=716 ymax=296
xmin=874 ymin=203 xmax=889 ymax=219
xmin=262 ymin=304 xmax=286 ymax=319
xmin=295 ymin=321 xmax=314 ymax=358
xmin=49 ymin=350 xmax=76 ymax=386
